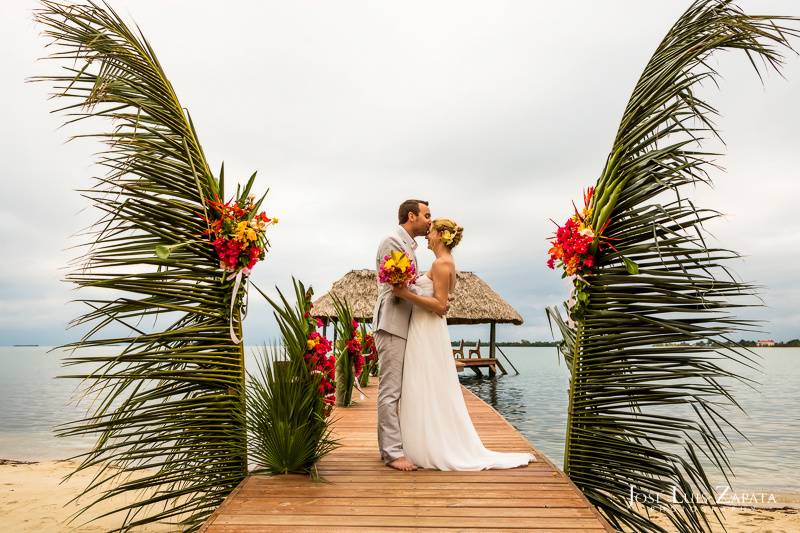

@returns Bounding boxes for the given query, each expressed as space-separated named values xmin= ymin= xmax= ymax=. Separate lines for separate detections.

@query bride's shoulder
xmin=431 ymin=257 xmax=455 ymax=273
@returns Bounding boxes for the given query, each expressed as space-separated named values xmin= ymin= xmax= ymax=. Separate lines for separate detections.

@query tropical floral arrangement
xmin=547 ymin=187 xmax=606 ymax=277
xmin=303 ymin=305 xmax=336 ymax=414
xmin=346 ymin=324 xmax=365 ymax=380
xmin=155 ymin=174 xmax=278 ymax=278
xmin=547 ymin=186 xmax=623 ymax=320
xmin=204 ymin=194 xmax=277 ymax=274
xmin=155 ymin=176 xmax=278 ymax=343
xmin=357 ymin=324 xmax=378 ymax=387
xmin=205 ymin=190 xmax=276 ymax=343
xmin=332 ymin=295 xmax=364 ymax=406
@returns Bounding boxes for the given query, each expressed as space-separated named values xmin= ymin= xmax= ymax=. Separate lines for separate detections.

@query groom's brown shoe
xmin=388 ymin=456 xmax=417 ymax=471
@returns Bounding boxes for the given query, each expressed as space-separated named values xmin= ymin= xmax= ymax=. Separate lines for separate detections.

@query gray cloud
xmin=2 ymin=0 xmax=799 ymax=345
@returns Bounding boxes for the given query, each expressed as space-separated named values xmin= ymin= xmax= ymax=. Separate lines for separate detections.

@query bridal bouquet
xmin=379 ymin=250 xmax=417 ymax=287
xmin=379 ymin=250 xmax=416 ymax=303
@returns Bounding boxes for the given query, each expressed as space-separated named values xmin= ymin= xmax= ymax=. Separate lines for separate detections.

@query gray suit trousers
xmin=375 ymin=330 xmax=406 ymax=463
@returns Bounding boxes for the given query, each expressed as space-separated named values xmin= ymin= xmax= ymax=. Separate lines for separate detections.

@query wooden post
xmin=489 ymin=322 xmax=496 ymax=358
xmin=323 ymin=319 xmax=328 ymax=338
xmin=488 ymin=323 xmax=497 ymax=377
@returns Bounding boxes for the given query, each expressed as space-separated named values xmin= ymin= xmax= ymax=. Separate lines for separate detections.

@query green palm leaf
xmin=34 ymin=1 xmax=256 ymax=530
xmin=246 ymin=278 xmax=339 ymax=477
xmin=547 ymin=2 xmax=798 ymax=532
xmin=332 ymin=295 xmax=359 ymax=407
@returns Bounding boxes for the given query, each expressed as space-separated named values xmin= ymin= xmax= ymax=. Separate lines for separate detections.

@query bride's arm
xmin=392 ymin=261 xmax=452 ymax=316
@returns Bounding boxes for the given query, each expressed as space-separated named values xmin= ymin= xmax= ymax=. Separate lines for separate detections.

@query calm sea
xmin=1 ymin=346 xmax=797 ymax=497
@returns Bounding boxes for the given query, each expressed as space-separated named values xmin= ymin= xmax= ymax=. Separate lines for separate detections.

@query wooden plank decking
xmin=200 ymin=377 xmax=614 ymax=532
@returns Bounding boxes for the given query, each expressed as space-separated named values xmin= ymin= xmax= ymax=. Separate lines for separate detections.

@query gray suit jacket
xmin=372 ymin=226 xmax=419 ymax=339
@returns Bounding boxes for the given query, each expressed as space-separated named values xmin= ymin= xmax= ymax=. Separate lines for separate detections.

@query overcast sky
xmin=2 ymin=0 xmax=799 ymax=345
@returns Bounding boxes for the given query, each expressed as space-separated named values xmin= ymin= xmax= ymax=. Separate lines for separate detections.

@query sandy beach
xmin=639 ymin=503 xmax=800 ymax=533
xmin=1 ymin=459 xmax=177 ymax=532
xmin=1 ymin=459 xmax=798 ymax=532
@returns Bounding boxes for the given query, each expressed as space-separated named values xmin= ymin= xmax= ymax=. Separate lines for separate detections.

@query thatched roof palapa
xmin=311 ymin=269 xmax=523 ymax=326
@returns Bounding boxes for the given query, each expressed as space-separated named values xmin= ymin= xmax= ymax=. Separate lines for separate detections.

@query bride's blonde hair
xmin=432 ymin=218 xmax=464 ymax=249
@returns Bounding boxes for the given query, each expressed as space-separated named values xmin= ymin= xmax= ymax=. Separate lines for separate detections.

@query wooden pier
xmin=452 ymin=338 xmax=510 ymax=377
xmin=199 ymin=378 xmax=613 ymax=532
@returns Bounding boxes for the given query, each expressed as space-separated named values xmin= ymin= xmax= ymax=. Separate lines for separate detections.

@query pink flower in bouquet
xmin=379 ymin=250 xmax=417 ymax=290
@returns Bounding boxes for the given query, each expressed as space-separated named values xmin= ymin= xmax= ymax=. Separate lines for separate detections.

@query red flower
xmin=200 ymin=196 xmax=274 ymax=273
xmin=547 ymin=194 xmax=600 ymax=277
xmin=316 ymin=339 xmax=331 ymax=355
xmin=246 ymin=246 xmax=262 ymax=269
xmin=354 ymin=354 xmax=365 ymax=377
xmin=346 ymin=337 xmax=362 ymax=354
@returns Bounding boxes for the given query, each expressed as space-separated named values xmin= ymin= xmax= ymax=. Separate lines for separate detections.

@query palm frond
xmin=547 ymin=2 xmax=799 ymax=532
xmin=34 ymin=1 xmax=253 ymax=530
xmin=247 ymin=345 xmax=339 ymax=477
xmin=253 ymin=278 xmax=316 ymax=361
xmin=249 ymin=280 xmax=340 ymax=475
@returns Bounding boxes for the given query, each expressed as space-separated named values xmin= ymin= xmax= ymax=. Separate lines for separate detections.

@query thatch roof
xmin=311 ymin=269 xmax=523 ymax=326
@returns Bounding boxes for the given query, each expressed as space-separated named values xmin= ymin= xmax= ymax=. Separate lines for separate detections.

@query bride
xmin=391 ymin=218 xmax=535 ymax=470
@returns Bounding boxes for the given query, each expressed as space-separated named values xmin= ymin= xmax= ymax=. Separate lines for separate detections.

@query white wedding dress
xmin=399 ymin=274 xmax=535 ymax=470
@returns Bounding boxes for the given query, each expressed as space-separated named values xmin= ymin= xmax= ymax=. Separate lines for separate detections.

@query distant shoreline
xmin=449 ymin=340 xmax=800 ymax=348
xmin=6 ymin=342 xmax=796 ymax=348
xmin=450 ymin=340 xmax=560 ymax=347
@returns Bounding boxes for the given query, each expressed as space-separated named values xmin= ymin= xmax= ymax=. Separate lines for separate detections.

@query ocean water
xmin=1 ymin=346 xmax=797 ymax=497
xmin=461 ymin=346 xmax=800 ymax=497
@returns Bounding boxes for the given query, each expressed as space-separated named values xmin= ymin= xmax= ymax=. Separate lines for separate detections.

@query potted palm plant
xmin=332 ymin=295 xmax=364 ymax=406
xmin=248 ymin=279 xmax=339 ymax=478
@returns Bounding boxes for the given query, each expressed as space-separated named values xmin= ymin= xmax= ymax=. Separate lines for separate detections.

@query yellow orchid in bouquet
xmin=379 ymin=250 xmax=417 ymax=303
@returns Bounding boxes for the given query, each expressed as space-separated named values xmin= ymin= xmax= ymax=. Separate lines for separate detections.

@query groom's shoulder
xmin=378 ymin=229 xmax=402 ymax=247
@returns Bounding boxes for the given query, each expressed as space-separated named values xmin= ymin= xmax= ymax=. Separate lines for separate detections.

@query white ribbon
xmin=228 ymin=269 xmax=244 ymax=344
xmin=353 ymin=376 xmax=367 ymax=401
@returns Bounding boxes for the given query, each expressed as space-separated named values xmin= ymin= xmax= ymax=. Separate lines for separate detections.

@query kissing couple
xmin=372 ymin=199 xmax=536 ymax=471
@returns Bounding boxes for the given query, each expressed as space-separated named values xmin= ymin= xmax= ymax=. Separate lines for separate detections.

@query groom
xmin=373 ymin=199 xmax=441 ymax=471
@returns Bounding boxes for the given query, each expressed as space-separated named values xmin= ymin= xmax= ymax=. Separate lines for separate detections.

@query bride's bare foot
xmin=387 ymin=456 xmax=417 ymax=471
